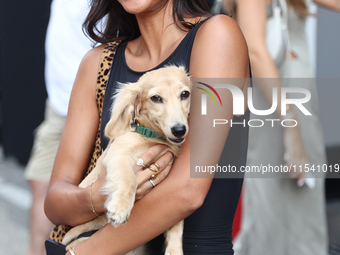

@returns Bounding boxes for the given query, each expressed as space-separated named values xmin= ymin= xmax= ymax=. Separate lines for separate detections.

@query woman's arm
xmin=45 ymin=45 xmax=105 ymax=226
xmin=237 ymin=0 xmax=307 ymax=182
xmin=44 ymin=45 xmax=173 ymax=226
xmin=70 ymin=15 xmax=249 ymax=255
xmin=314 ymin=0 xmax=340 ymax=12
xmin=237 ymin=0 xmax=279 ymax=78
xmin=237 ymin=0 xmax=283 ymax=111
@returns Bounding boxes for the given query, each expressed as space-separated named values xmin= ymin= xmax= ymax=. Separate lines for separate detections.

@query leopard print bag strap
xmin=85 ymin=40 xmax=121 ymax=177
xmin=49 ymin=41 xmax=121 ymax=244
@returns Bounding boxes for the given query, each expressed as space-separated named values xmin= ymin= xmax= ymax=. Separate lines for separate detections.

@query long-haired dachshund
xmin=62 ymin=66 xmax=191 ymax=255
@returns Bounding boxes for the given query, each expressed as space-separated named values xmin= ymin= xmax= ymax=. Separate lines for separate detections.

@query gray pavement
xmin=0 ymin=148 xmax=30 ymax=255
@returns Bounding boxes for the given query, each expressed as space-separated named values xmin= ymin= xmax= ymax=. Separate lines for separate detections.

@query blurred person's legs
xmin=25 ymin=99 xmax=66 ymax=255
xmin=235 ymin=178 xmax=327 ymax=255
xmin=234 ymin=81 xmax=328 ymax=255
xmin=27 ymin=180 xmax=54 ymax=255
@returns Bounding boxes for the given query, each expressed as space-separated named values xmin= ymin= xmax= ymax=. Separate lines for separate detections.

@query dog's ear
xmin=105 ymin=82 xmax=140 ymax=139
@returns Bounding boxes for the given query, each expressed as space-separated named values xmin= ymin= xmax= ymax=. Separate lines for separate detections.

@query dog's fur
xmin=62 ymin=66 xmax=191 ymax=255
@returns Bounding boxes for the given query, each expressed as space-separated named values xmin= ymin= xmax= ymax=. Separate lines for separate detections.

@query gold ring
xmin=151 ymin=162 xmax=160 ymax=171
xmin=151 ymin=174 xmax=157 ymax=180
xmin=148 ymin=165 xmax=158 ymax=173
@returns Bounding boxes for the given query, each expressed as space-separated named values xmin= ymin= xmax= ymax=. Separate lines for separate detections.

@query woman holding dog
xmin=45 ymin=0 xmax=250 ymax=254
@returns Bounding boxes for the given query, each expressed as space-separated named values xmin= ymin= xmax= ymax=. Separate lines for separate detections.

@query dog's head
xmin=105 ymin=65 xmax=191 ymax=145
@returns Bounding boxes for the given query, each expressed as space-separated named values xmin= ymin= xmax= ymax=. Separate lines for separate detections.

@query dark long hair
xmin=83 ymin=0 xmax=211 ymax=43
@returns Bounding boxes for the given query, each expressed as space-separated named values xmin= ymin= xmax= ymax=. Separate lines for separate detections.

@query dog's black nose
xmin=171 ymin=125 xmax=186 ymax=138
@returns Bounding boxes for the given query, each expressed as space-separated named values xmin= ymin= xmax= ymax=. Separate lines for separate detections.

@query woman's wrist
xmin=68 ymin=244 xmax=78 ymax=255
xmin=73 ymin=183 xmax=101 ymax=220
xmin=89 ymin=182 xmax=100 ymax=217
xmin=280 ymin=105 xmax=298 ymax=126
xmin=278 ymin=103 xmax=290 ymax=118
xmin=88 ymin=179 xmax=106 ymax=214
xmin=280 ymin=110 xmax=296 ymax=121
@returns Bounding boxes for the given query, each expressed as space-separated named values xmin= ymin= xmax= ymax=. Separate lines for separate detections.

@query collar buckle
xmin=142 ymin=127 xmax=155 ymax=139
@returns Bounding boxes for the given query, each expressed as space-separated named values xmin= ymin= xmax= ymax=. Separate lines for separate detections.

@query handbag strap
xmin=84 ymin=40 xmax=121 ymax=177
xmin=271 ymin=0 xmax=288 ymax=22
xmin=49 ymin=40 xmax=121 ymax=244
xmin=269 ymin=0 xmax=291 ymax=70
xmin=275 ymin=0 xmax=292 ymax=73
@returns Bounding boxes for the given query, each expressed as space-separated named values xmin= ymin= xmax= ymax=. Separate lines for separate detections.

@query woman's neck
xmin=125 ymin=4 xmax=200 ymax=72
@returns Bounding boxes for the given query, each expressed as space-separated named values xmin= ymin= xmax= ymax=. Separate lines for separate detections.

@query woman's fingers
xmin=134 ymin=147 xmax=174 ymax=201
xmin=286 ymin=152 xmax=307 ymax=184
xmin=283 ymin=123 xmax=308 ymax=184
xmin=135 ymin=144 xmax=167 ymax=171
xmin=135 ymin=164 xmax=172 ymax=201
xmin=138 ymin=151 xmax=174 ymax=183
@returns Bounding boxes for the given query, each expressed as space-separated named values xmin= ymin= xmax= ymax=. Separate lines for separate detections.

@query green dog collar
xmin=131 ymin=123 xmax=166 ymax=141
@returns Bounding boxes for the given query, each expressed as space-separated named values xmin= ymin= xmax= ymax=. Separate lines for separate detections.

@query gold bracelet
xmin=89 ymin=182 xmax=99 ymax=217
xmin=70 ymin=248 xmax=76 ymax=255
xmin=70 ymin=244 xmax=78 ymax=255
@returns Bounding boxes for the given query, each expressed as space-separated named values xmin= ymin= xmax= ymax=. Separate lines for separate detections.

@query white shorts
xmin=25 ymin=100 xmax=66 ymax=181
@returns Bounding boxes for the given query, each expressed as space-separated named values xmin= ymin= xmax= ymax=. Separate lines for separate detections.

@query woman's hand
xmin=90 ymin=144 xmax=174 ymax=213
xmin=134 ymin=145 xmax=174 ymax=201
xmin=283 ymin=116 xmax=307 ymax=186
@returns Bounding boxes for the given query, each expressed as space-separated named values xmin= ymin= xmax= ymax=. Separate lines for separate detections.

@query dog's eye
xmin=181 ymin=91 xmax=190 ymax=100
xmin=150 ymin=95 xmax=163 ymax=103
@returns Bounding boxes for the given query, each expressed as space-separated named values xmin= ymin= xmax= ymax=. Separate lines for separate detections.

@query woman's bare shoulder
xmin=80 ymin=44 xmax=106 ymax=71
xmin=72 ymin=44 xmax=107 ymax=92
xmin=191 ymin=15 xmax=249 ymax=78
xmin=197 ymin=14 xmax=246 ymax=45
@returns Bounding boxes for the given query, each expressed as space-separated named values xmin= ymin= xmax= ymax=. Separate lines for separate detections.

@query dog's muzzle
xmin=169 ymin=125 xmax=187 ymax=143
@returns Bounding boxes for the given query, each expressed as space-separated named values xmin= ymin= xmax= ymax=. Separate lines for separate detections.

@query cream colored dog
xmin=62 ymin=66 xmax=191 ymax=255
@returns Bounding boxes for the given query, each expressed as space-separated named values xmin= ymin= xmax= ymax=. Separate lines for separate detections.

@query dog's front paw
xmin=106 ymin=195 xmax=134 ymax=227
xmin=164 ymin=248 xmax=184 ymax=255
xmin=106 ymin=209 xmax=129 ymax=227
xmin=65 ymin=237 xmax=89 ymax=252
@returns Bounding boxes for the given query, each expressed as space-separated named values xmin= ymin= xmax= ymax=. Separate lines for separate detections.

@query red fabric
xmin=232 ymin=189 xmax=242 ymax=239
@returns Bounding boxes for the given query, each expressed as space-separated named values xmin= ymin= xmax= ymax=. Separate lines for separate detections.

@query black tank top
xmin=101 ymin=18 xmax=249 ymax=255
